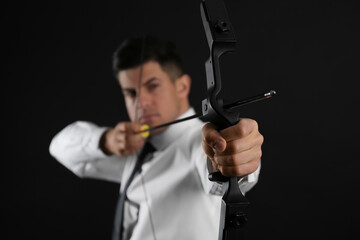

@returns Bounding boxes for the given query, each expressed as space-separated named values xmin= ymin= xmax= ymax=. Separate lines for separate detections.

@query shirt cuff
xmin=207 ymin=158 xmax=261 ymax=195
xmin=79 ymin=122 xmax=109 ymax=159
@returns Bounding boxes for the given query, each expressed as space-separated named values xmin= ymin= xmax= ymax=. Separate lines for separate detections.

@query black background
xmin=5 ymin=0 xmax=360 ymax=239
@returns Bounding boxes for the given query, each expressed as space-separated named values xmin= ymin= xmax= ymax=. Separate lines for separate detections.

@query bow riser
xmin=200 ymin=0 xmax=239 ymax=130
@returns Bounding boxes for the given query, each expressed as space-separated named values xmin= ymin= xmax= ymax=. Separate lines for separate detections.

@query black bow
xmin=200 ymin=0 xmax=275 ymax=239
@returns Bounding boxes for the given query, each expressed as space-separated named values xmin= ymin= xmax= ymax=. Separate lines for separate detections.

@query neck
xmin=178 ymin=100 xmax=190 ymax=117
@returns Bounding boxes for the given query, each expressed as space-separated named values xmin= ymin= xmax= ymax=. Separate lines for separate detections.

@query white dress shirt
xmin=49 ymin=108 xmax=260 ymax=240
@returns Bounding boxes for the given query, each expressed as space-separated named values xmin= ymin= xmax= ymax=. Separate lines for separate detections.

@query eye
xmin=123 ymin=89 xmax=137 ymax=98
xmin=148 ymin=83 xmax=159 ymax=91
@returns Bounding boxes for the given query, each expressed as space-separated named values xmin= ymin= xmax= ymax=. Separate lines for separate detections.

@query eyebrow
xmin=143 ymin=77 xmax=159 ymax=86
xmin=122 ymin=77 xmax=160 ymax=93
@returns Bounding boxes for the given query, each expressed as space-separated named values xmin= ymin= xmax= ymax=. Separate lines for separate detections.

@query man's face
xmin=118 ymin=61 xmax=186 ymax=134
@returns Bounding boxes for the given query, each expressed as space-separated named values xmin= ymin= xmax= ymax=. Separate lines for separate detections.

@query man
xmin=49 ymin=36 xmax=263 ymax=240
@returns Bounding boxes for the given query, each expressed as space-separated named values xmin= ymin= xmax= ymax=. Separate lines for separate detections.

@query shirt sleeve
xmin=49 ymin=121 xmax=127 ymax=183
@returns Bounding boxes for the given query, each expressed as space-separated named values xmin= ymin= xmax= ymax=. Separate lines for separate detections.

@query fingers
xmin=202 ymin=119 xmax=259 ymax=151
xmin=202 ymin=140 xmax=219 ymax=172
xmin=202 ymin=123 xmax=227 ymax=170
xmin=115 ymin=122 xmax=142 ymax=133
xmin=220 ymin=129 xmax=264 ymax=155
xmin=217 ymin=159 xmax=260 ymax=177
xmin=202 ymin=123 xmax=227 ymax=153
xmin=214 ymin=145 xmax=262 ymax=177
xmin=219 ymin=118 xmax=258 ymax=142
xmin=105 ymin=122 xmax=145 ymax=156
xmin=202 ymin=119 xmax=263 ymax=178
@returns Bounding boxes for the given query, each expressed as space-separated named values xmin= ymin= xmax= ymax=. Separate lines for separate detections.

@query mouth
xmin=138 ymin=113 xmax=159 ymax=124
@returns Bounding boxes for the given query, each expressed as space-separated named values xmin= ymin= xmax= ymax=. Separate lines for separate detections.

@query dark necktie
xmin=112 ymin=142 xmax=156 ymax=240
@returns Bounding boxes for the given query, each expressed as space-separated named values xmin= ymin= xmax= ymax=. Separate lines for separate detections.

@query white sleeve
xmin=49 ymin=121 xmax=127 ymax=183
xmin=238 ymin=161 xmax=261 ymax=194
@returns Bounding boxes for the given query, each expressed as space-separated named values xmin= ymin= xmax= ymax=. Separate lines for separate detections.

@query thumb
xmin=202 ymin=123 xmax=226 ymax=153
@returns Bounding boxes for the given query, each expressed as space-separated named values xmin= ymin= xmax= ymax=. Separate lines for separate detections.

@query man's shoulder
xmin=176 ymin=119 xmax=204 ymax=148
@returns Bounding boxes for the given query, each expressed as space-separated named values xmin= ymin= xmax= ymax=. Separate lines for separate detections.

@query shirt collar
xmin=149 ymin=107 xmax=197 ymax=151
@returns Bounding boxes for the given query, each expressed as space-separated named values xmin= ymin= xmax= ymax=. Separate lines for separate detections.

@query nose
xmin=137 ymin=89 xmax=151 ymax=109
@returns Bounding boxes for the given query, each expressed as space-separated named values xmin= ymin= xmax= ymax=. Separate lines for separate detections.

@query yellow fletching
xmin=140 ymin=124 xmax=150 ymax=138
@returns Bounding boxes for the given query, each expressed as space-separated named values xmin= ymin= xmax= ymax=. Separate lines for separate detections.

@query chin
xmin=145 ymin=118 xmax=162 ymax=128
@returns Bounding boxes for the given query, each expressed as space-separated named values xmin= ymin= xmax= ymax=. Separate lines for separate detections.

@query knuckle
xmin=131 ymin=122 xmax=141 ymax=131
xmin=239 ymin=118 xmax=258 ymax=135
xmin=221 ymin=156 xmax=232 ymax=166
xmin=259 ymin=133 xmax=264 ymax=143
xmin=219 ymin=155 xmax=237 ymax=167
xmin=234 ymin=167 xmax=246 ymax=177
xmin=234 ymin=122 xmax=246 ymax=136
xmin=201 ymin=123 xmax=212 ymax=135
xmin=227 ymin=141 xmax=241 ymax=154
xmin=248 ymin=147 xmax=262 ymax=162
xmin=221 ymin=158 xmax=260 ymax=177
xmin=115 ymin=122 xmax=125 ymax=130
xmin=234 ymin=141 xmax=244 ymax=152
xmin=256 ymin=133 xmax=264 ymax=146
xmin=116 ymin=132 xmax=125 ymax=142
xmin=235 ymin=164 xmax=254 ymax=177
xmin=256 ymin=148 xmax=263 ymax=160
xmin=250 ymin=119 xmax=259 ymax=130
xmin=222 ymin=141 xmax=232 ymax=153
xmin=249 ymin=160 xmax=260 ymax=173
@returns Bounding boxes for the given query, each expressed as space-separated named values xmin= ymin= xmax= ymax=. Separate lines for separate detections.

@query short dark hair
xmin=112 ymin=36 xmax=184 ymax=81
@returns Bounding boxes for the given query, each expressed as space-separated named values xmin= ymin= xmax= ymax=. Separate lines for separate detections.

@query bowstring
xmin=133 ymin=36 xmax=146 ymax=125
xmin=133 ymin=1 xmax=157 ymax=240
xmin=136 ymin=35 xmax=159 ymax=240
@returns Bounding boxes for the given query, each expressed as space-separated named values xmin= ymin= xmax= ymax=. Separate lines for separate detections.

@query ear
xmin=175 ymin=74 xmax=191 ymax=99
